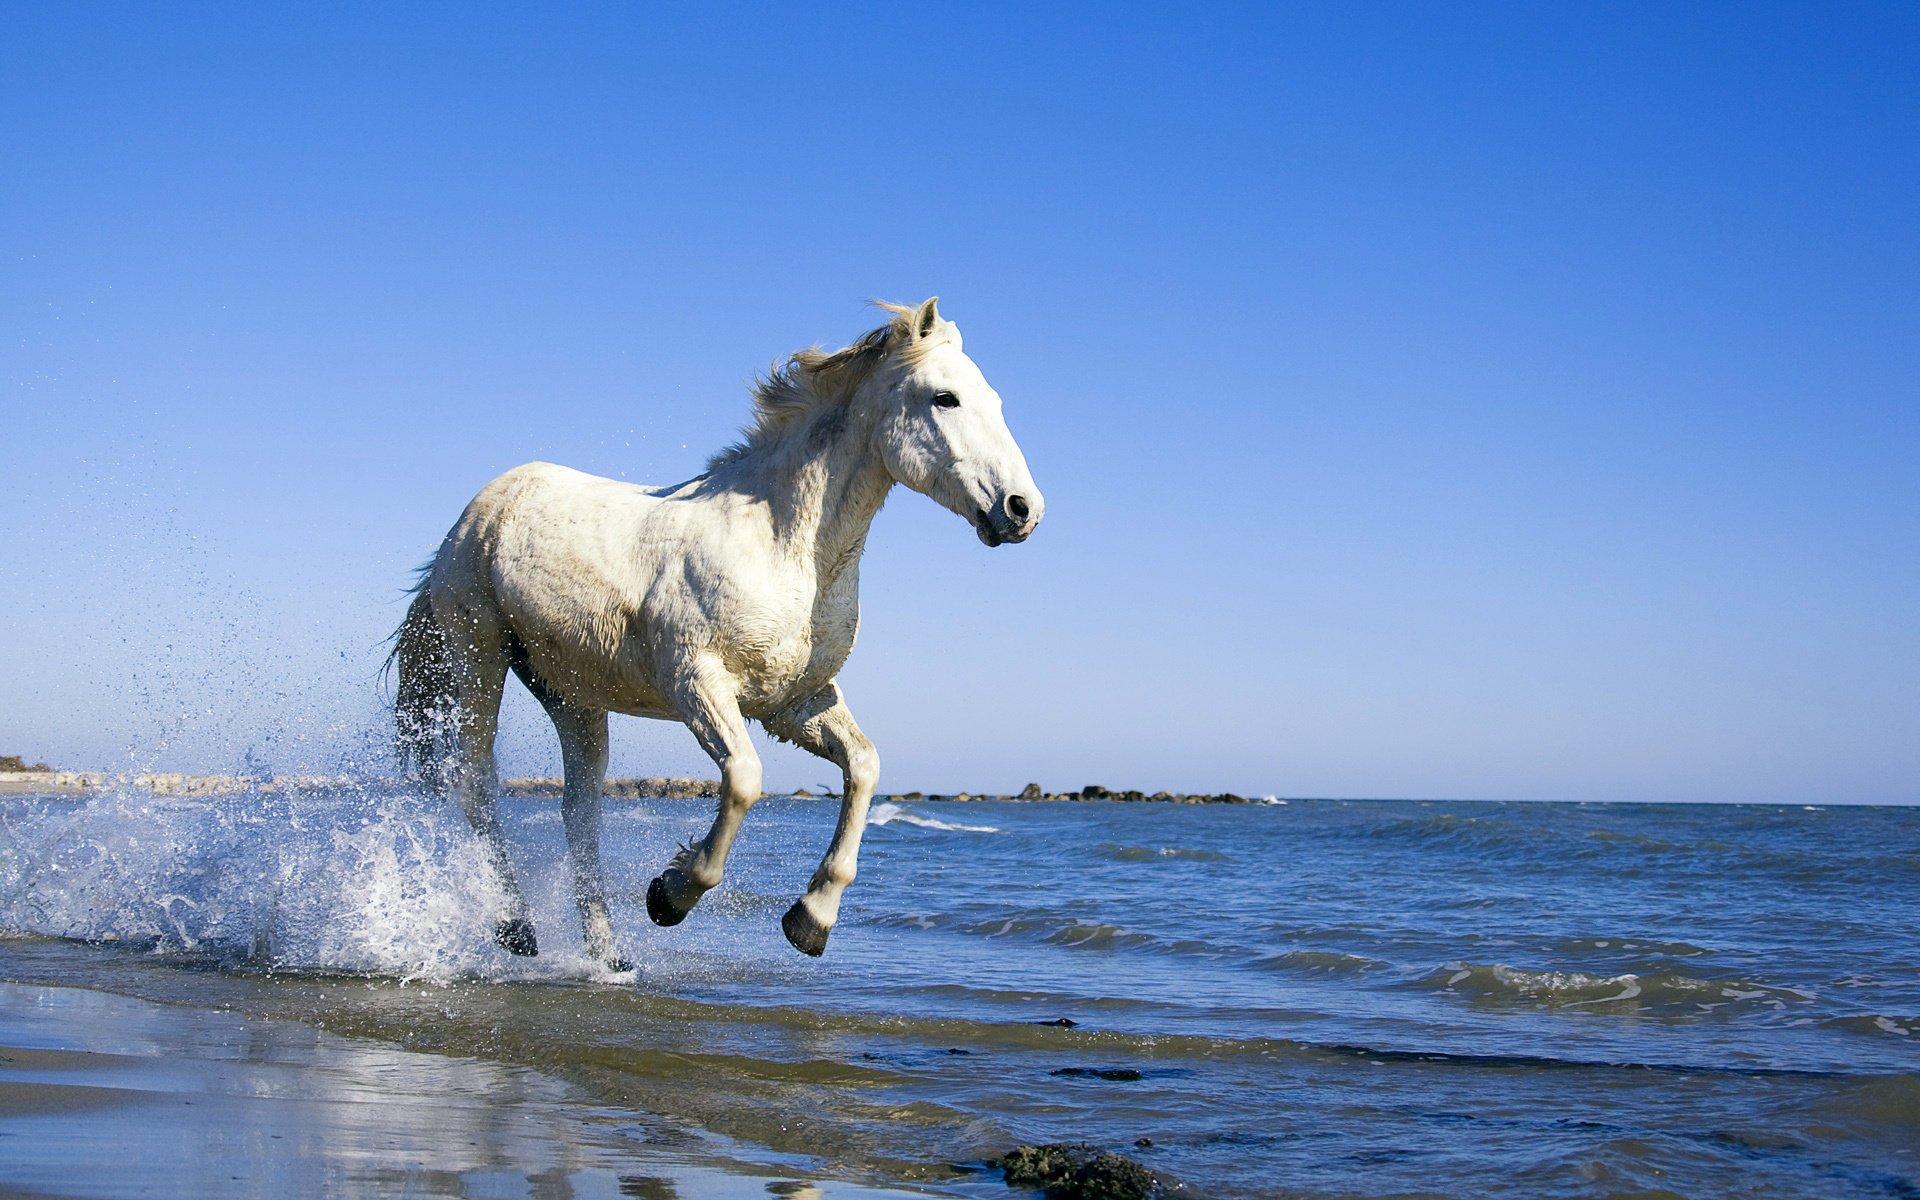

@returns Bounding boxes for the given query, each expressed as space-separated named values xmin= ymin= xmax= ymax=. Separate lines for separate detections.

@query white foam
xmin=868 ymin=801 xmax=998 ymax=833
xmin=0 ymin=785 xmax=526 ymax=983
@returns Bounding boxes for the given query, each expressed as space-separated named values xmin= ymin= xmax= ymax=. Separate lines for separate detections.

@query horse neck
xmin=744 ymin=407 xmax=893 ymax=578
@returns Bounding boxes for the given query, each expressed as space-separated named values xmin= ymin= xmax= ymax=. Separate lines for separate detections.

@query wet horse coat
xmin=392 ymin=299 xmax=1044 ymax=968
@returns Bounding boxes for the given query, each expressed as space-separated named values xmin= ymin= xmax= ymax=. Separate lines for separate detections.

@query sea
xmin=1 ymin=787 xmax=1915 ymax=1198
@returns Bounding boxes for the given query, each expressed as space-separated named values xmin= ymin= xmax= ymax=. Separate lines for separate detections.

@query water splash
xmin=0 ymin=783 xmax=526 ymax=982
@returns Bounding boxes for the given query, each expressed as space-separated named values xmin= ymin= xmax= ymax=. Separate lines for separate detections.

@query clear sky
xmin=3 ymin=4 xmax=1915 ymax=803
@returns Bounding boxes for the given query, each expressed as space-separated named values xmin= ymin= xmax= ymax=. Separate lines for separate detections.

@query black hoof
xmin=494 ymin=918 xmax=538 ymax=957
xmin=646 ymin=876 xmax=689 ymax=927
xmin=781 ymin=901 xmax=830 ymax=957
xmin=604 ymin=956 xmax=633 ymax=974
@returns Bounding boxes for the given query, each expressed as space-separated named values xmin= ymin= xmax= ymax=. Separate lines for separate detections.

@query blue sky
xmin=3 ymin=4 xmax=1915 ymax=802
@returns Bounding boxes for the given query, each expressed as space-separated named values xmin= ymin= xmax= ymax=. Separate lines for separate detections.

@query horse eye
xmin=931 ymin=391 xmax=960 ymax=409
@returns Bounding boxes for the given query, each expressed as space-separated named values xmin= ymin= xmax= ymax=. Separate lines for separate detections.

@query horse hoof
xmin=604 ymin=955 xmax=633 ymax=974
xmin=781 ymin=901 xmax=830 ymax=957
xmin=494 ymin=918 xmax=538 ymax=957
xmin=646 ymin=876 xmax=690 ymax=927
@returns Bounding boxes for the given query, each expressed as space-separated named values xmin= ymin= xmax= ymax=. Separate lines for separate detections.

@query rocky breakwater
xmin=884 ymin=783 xmax=1267 ymax=805
xmin=500 ymin=776 xmax=719 ymax=800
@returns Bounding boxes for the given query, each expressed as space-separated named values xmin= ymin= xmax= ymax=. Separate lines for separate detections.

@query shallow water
xmin=2 ymin=788 xmax=1916 ymax=1197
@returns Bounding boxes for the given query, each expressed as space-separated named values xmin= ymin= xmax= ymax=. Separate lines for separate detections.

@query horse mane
xmin=706 ymin=299 xmax=948 ymax=470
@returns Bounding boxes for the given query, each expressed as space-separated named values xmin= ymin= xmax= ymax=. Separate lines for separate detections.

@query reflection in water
xmin=0 ymin=982 xmax=920 ymax=1200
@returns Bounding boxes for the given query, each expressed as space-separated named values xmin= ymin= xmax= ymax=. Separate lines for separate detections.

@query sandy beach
xmin=0 ymin=980 xmax=932 ymax=1200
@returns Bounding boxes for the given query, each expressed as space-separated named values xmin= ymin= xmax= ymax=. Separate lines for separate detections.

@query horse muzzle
xmin=974 ymin=492 xmax=1043 ymax=547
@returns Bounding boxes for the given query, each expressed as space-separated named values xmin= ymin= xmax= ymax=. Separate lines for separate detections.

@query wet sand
xmin=0 ymin=981 xmax=936 ymax=1200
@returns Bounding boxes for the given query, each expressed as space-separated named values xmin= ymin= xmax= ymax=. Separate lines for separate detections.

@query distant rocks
xmin=0 ymin=770 xmax=295 ymax=797
xmin=500 ymin=776 xmax=719 ymax=800
xmin=880 ymin=784 xmax=1262 ymax=805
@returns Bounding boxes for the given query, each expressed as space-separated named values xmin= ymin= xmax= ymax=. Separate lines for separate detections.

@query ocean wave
xmin=868 ymin=802 xmax=998 ymax=833
xmin=1821 ymin=1014 xmax=1920 ymax=1039
xmin=1540 ymin=935 xmax=1715 ymax=959
xmin=1415 ymin=961 xmax=1823 ymax=1015
xmin=866 ymin=909 xmax=1252 ymax=963
xmin=1251 ymin=949 xmax=1388 ymax=977
xmin=1095 ymin=843 xmax=1230 ymax=863
xmin=1357 ymin=811 xmax=1570 ymax=857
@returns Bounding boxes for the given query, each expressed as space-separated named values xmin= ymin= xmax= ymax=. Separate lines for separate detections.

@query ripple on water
xmin=1411 ymin=960 xmax=1832 ymax=1018
xmin=1093 ymin=843 xmax=1231 ymax=863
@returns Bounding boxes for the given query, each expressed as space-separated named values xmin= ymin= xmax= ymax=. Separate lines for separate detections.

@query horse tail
xmin=389 ymin=582 xmax=457 ymax=791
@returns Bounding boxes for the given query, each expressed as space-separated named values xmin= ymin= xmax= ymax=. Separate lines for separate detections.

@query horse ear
xmin=912 ymin=296 xmax=941 ymax=339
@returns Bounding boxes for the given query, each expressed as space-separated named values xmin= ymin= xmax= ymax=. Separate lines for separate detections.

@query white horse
xmin=392 ymin=298 xmax=1043 ymax=970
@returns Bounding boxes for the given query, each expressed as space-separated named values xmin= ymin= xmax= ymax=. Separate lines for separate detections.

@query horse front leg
xmin=764 ymin=683 xmax=878 ymax=957
xmin=646 ymin=661 xmax=763 ymax=927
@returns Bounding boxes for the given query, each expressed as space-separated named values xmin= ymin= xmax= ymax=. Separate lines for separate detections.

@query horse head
xmin=867 ymin=298 xmax=1045 ymax=547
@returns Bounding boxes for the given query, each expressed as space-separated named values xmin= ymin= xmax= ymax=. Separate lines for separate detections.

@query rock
xmin=1019 ymin=782 xmax=1044 ymax=800
xmin=1031 ymin=1017 xmax=1079 ymax=1027
xmin=899 ymin=791 xmax=924 ymax=800
xmin=995 ymin=1143 xmax=1163 ymax=1199
xmin=998 ymin=1143 xmax=1101 ymax=1190
xmin=1050 ymin=1067 xmax=1144 ymax=1082
xmin=1081 ymin=785 xmax=1110 ymax=799
xmin=1070 ymin=1153 xmax=1159 ymax=1200
xmin=1215 ymin=792 xmax=1249 ymax=804
xmin=1116 ymin=790 xmax=1146 ymax=803
xmin=790 ymin=787 xmax=813 ymax=798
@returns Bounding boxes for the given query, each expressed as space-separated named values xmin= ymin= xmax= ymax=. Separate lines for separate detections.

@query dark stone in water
xmin=1051 ymin=1066 xmax=1144 ymax=1081
xmin=995 ymin=1143 xmax=1162 ymax=1199
xmin=1033 ymin=1017 xmax=1079 ymax=1027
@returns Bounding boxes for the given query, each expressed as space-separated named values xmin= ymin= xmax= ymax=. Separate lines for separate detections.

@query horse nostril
xmin=1006 ymin=494 xmax=1030 ymax=522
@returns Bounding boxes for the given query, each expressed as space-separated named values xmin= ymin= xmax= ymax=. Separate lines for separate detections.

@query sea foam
xmin=0 ymin=785 xmax=530 ymax=982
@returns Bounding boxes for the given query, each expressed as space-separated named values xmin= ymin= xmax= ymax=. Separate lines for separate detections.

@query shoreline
xmin=0 ymin=975 xmax=940 ymax=1200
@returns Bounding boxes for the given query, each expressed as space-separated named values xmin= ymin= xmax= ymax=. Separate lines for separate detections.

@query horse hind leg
xmin=764 ymin=684 xmax=878 ymax=957
xmin=516 ymin=662 xmax=629 ymax=972
xmin=407 ymin=600 xmax=535 ymax=956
